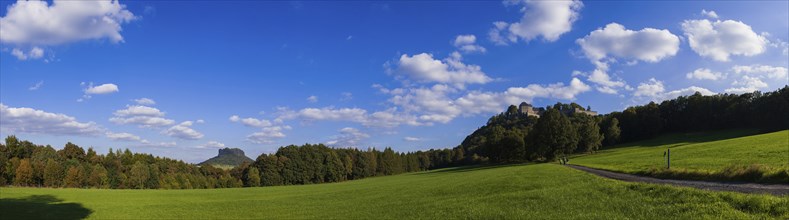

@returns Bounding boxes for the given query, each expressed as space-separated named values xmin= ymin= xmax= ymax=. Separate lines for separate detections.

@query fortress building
xmin=517 ymin=102 xmax=597 ymax=118
xmin=518 ymin=102 xmax=545 ymax=118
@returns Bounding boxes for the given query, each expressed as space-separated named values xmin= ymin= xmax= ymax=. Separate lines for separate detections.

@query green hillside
xmin=2 ymin=163 xmax=787 ymax=219
xmin=570 ymin=130 xmax=789 ymax=183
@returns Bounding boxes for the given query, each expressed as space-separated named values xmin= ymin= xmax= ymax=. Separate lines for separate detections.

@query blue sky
xmin=1 ymin=0 xmax=787 ymax=163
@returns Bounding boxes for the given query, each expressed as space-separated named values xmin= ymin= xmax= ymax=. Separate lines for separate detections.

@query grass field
xmin=570 ymin=129 xmax=789 ymax=183
xmin=2 ymin=163 xmax=787 ymax=219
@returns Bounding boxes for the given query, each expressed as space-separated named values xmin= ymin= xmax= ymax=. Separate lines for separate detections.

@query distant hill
xmin=199 ymin=148 xmax=253 ymax=168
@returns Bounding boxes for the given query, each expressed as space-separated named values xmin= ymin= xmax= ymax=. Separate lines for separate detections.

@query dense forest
xmin=0 ymin=137 xmax=470 ymax=189
xmin=1 ymin=86 xmax=786 ymax=189
xmin=460 ymin=86 xmax=789 ymax=162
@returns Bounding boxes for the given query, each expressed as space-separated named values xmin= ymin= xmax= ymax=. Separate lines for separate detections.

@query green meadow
xmin=570 ymin=130 xmax=789 ymax=183
xmin=2 ymin=163 xmax=788 ymax=219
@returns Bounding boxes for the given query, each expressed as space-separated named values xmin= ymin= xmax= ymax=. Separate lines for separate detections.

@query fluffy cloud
xmin=724 ymin=65 xmax=788 ymax=94
xmin=247 ymin=126 xmax=289 ymax=144
xmin=701 ymin=9 xmax=718 ymax=19
xmin=79 ymin=82 xmax=118 ymax=101
xmin=731 ymin=65 xmax=788 ymax=80
xmin=490 ymin=0 xmax=583 ymax=44
xmin=114 ymin=105 xmax=164 ymax=117
xmin=229 ymin=115 xmax=273 ymax=127
xmin=0 ymin=103 xmax=102 ymax=135
xmin=163 ymin=121 xmax=204 ymax=140
xmin=0 ymin=0 xmax=135 ymax=60
xmin=453 ymin=34 xmax=486 ymax=53
xmin=11 ymin=47 xmax=43 ymax=60
xmin=109 ymin=105 xmax=175 ymax=127
xmin=85 ymin=83 xmax=119 ymax=94
xmin=686 ymin=68 xmax=725 ymax=80
xmin=577 ymin=23 xmax=680 ymax=63
xmin=681 ymin=19 xmax=767 ymax=61
xmin=306 ymin=95 xmax=318 ymax=103
xmin=390 ymin=53 xmax=491 ymax=88
xmin=105 ymin=131 xmax=142 ymax=142
xmin=725 ymin=75 xmax=768 ymax=94
xmin=326 ymin=127 xmax=370 ymax=147
xmin=503 ymin=77 xmax=592 ymax=100
xmin=105 ymin=131 xmax=172 ymax=147
xmin=403 ymin=136 xmax=422 ymax=142
xmin=634 ymin=78 xmax=665 ymax=97
xmin=663 ymin=86 xmax=716 ymax=98
xmin=388 ymin=84 xmax=460 ymax=123
xmin=581 ymin=68 xmax=629 ymax=94
xmin=632 ymin=79 xmax=715 ymax=102
xmin=296 ymin=107 xmax=369 ymax=123
xmin=575 ymin=23 xmax=678 ymax=94
xmin=133 ymin=98 xmax=156 ymax=105
xmin=363 ymin=108 xmax=423 ymax=128
xmin=199 ymin=141 xmax=226 ymax=149
xmin=0 ymin=0 xmax=135 ymax=45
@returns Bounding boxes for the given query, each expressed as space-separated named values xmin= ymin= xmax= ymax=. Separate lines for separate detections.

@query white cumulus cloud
xmin=163 ymin=121 xmax=204 ymax=140
xmin=0 ymin=0 xmax=136 ymax=60
xmin=229 ymin=115 xmax=273 ymax=128
xmin=307 ymin=95 xmax=318 ymax=103
xmin=326 ymin=127 xmax=370 ymax=147
xmin=11 ymin=47 xmax=44 ymax=60
xmin=199 ymin=141 xmax=226 ymax=149
xmin=725 ymin=75 xmax=769 ymax=94
xmin=85 ymin=83 xmax=119 ymax=94
xmin=632 ymin=79 xmax=715 ymax=103
xmin=391 ymin=53 xmax=492 ymax=88
xmin=133 ymin=98 xmax=156 ymax=105
xmin=577 ymin=23 xmax=680 ymax=64
xmin=106 ymin=131 xmax=142 ymax=142
xmin=686 ymin=68 xmax=725 ymax=80
xmin=0 ymin=103 xmax=102 ymax=136
xmin=0 ymin=0 xmax=135 ymax=45
xmin=453 ymin=34 xmax=486 ymax=53
xmin=247 ymin=126 xmax=289 ymax=144
xmin=490 ymin=0 xmax=583 ymax=44
xmin=109 ymin=105 xmax=175 ymax=127
xmin=701 ymin=9 xmax=718 ymax=19
xmin=634 ymin=78 xmax=665 ymax=97
xmin=403 ymin=136 xmax=422 ymax=142
xmin=731 ymin=65 xmax=788 ymax=80
xmin=79 ymin=82 xmax=118 ymax=101
xmin=681 ymin=19 xmax=767 ymax=61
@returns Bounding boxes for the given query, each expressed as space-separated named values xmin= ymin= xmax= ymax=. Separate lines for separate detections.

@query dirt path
xmin=567 ymin=164 xmax=789 ymax=196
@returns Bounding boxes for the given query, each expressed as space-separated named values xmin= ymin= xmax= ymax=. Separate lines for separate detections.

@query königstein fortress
xmin=518 ymin=102 xmax=598 ymax=118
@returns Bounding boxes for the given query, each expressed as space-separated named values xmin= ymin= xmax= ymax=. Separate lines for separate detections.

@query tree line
xmin=602 ymin=86 xmax=788 ymax=143
xmin=459 ymin=86 xmax=789 ymax=163
xmin=0 ymin=136 xmax=244 ymax=189
xmin=0 ymin=137 xmax=471 ymax=189
xmin=1 ymin=86 xmax=786 ymax=189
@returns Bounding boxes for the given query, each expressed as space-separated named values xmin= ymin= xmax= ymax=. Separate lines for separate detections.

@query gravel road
xmin=567 ymin=164 xmax=789 ymax=196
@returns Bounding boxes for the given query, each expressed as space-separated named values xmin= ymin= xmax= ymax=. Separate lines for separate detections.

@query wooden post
xmin=667 ymin=148 xmax=670 ymax=169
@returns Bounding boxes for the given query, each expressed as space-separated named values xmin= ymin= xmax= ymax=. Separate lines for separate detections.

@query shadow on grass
xmin=0 ymin=194 xmax=92 ymax=220
xmin=416 ymin=163 xmax=527 ymax=175
xmin=602 ymin=129 xmax=761 ymax=149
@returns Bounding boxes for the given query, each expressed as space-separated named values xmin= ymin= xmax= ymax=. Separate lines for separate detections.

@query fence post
xmin=667 ymin=148 xmax=670 ymax=169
